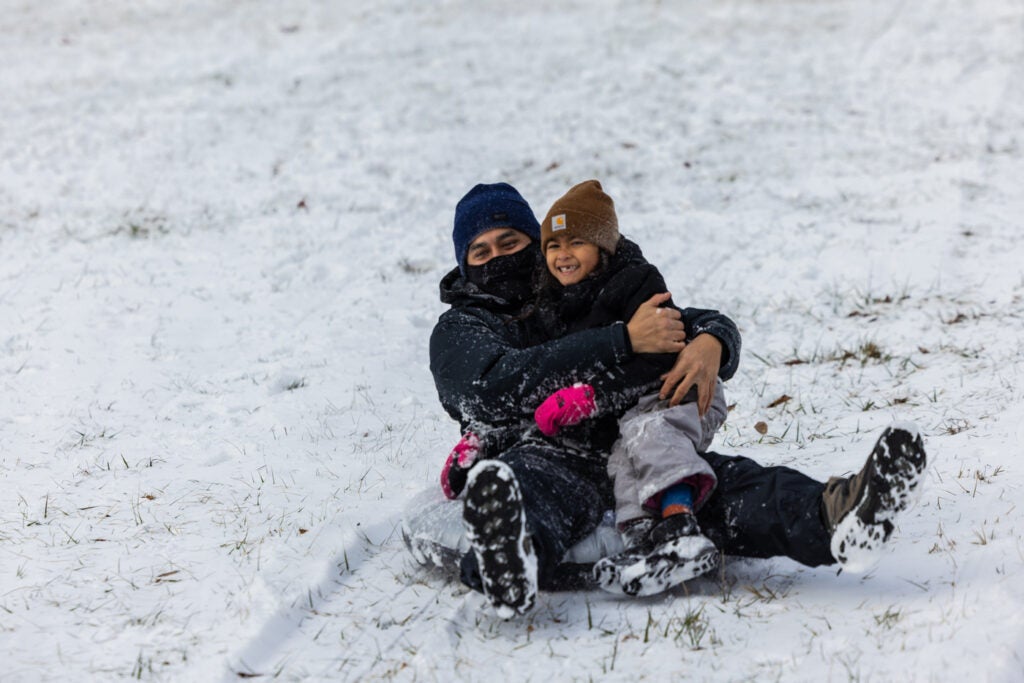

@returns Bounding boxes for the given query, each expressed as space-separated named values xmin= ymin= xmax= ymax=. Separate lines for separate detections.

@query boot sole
xmin=593 ymin=548 xmax=649 ymax=595
xmin=831 ymin=424 xmax=928 ymax=572
xmin=463 ymin=461 xmax=538 ymax=618
xmin=594 ymin=535 xmax=718 ymax=597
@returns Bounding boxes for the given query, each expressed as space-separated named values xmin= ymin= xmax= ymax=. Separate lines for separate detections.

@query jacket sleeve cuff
xmin=611 ymin=321 xmax=633 ymax=363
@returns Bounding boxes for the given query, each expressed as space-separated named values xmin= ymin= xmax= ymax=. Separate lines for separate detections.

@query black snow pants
xmin=697 ymin=451 xmax=835 ymax=568
xmin=460 ymin=440 xmax=615 ymax=592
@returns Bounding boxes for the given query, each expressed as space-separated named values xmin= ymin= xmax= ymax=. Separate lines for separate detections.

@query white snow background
xmin=2 ymin=1 xmax=1023 ymax=680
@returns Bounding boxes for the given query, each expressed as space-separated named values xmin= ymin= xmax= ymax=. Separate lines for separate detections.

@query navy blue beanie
xmin=452 ymin=183 xmax=541 ymax=274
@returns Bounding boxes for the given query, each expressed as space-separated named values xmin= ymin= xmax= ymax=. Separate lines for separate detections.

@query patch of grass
xmin=675 ymin=604 xmax=712 ymax=650
xmin=971 ymin=524 xmax=992 ymax=545
xmin=398 ymin=258 xmax=433 ymax=274
xmin=829 ymin=340 xmax=892 ymax=367
xmin=943 ymin=418 xmax=971 ymax=435
xmin=873 ymin=606 xmax=902 ymax=630
xmin=112 ymin=211 xmax=170 ymax=239
xmin=779 ymin=338 xmax=894 ymax=369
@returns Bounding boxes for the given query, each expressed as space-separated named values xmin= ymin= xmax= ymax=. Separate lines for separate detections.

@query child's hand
xmin=534 ymin=384 xmax=597 ymax=436
xmin=440 ymin=432 xmax=481 ymax=499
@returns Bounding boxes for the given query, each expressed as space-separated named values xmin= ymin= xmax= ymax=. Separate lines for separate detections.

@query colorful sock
xmin=661 ymin=483 xmax=695 ymax=518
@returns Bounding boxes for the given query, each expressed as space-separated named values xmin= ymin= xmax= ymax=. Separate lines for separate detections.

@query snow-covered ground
xmin=2 ymin=0 xmax=1023 ymax=680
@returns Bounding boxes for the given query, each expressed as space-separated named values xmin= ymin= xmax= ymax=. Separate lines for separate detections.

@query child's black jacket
xmin=528 ymin=237 xmax=741 ymax=451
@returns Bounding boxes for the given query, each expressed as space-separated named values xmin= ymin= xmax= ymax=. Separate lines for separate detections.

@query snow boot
xmin=591 ymin=517 xmax=654 ymax=592
xmin=593 ymin=512 xmax=718 ymax=597
xmin=823 ymin=423 xmax=927 ymax=573
xmin=462 ymin=460 xmax=538 ymax=618
xmin=621 ymin=517 xmax=656 ymax=550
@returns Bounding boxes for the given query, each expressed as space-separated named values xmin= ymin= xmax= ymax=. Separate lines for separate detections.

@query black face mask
xmin=464 ymin=247 xmax=538 ymax=306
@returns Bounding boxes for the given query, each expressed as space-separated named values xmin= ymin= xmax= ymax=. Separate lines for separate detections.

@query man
xmin=431 ymin=182 xmax=725 ymax=617
xmin=426 ymin=182 xmax=927 ymax=617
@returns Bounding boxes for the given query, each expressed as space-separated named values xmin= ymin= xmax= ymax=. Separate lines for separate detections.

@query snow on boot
xmin=618 ymin=513 xmax=718 ymax=597
xmin=594 ymin=513 xmax=718 ymax=597
xmin=621 ymin=517 xmax=656 ymax=550
xmin=823 ymin=423 xmax=928 ymax=573
xmin=592 ymin=517 xmax=655 ymax=594
xmin=462 ymin=460 xmax=538 ymax=618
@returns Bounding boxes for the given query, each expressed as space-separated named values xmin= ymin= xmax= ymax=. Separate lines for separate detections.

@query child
xmin=442 ymin=180 xmax=740 ymax=596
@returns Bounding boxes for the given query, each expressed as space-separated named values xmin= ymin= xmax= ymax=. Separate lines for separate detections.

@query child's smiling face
xmin=545 ymin=234 xmax=601 ymax=286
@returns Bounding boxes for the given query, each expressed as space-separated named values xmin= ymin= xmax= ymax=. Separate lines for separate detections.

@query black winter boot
xmin=462 ymin=460 xmax=538 ymax=618
xmin=620 ymin=517 xmax=655 ymax=550
xmin=822 ymin=424 xmax=927 ymax=572
xmin=593 ymin=512 xmax=718 ymax=597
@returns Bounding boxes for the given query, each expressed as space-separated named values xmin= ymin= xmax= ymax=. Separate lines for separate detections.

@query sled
xmin=401 ymin=488 xmax=625 ymax=590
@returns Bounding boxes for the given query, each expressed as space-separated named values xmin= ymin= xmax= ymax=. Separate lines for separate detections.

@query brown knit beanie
xmin=540 ymin=179 xmax=620 ymax=255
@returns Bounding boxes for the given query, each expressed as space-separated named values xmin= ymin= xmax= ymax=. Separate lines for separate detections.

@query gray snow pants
xmin=607 ymin=380 xmax=727 ymax=525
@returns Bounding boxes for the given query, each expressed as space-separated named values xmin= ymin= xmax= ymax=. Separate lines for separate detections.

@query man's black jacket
xmin=429 ymin=241 xmax=740 ymax=455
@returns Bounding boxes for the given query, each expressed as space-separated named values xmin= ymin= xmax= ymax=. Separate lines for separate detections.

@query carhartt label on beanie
xmin=540 ymin=180 xmax=619 ymax=254
xmin=452 ymin=183 xmax=541 ymax=274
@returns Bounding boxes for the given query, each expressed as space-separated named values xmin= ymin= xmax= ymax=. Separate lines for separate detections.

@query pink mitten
xmin=440 ymin=432 xmax=481 ymax=499
xmin=534 ymin=384 xmax=597 ymax=436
